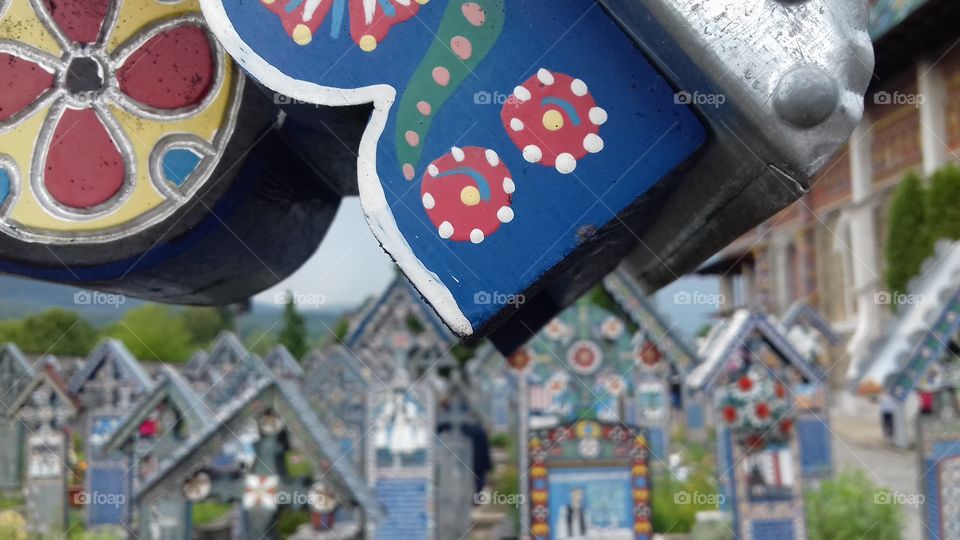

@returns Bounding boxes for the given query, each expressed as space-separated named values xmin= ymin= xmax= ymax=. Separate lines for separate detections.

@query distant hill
xmin=0 ymin=275 xmax=351 ymax=340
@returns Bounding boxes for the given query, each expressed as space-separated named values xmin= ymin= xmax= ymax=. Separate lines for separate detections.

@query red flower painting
xmin=0 ymin=1 xmax=218 ymax=211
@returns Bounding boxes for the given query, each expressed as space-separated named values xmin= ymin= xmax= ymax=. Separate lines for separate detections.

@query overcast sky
xmin=253 ymin=198 xmax=395 ymax=309
xmin=254 ymin=197 xmax=718 ymax=338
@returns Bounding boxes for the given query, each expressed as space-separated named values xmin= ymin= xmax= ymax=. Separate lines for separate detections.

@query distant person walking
xmin=880 ymin=394 xmax=896 ymax=442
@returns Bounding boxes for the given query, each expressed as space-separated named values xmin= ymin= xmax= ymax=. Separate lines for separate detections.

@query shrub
xmin=885 ymin=172 xmax=931 ymax=302
xmin=652 ymin=439 xmax=722 ymax=533
xmin=926 ymin=164 xmax=960 ymax=242
xmin=805 ymin=470 xmax=902 ymax=540
xmin=0 ymin=511 xmax=26 ymax=540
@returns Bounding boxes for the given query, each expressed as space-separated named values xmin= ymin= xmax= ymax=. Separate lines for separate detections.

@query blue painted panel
xmin=217 ymin=0 xmax=706 ymax=333
xmin=547 ymin=467 xmax=634 ymax=540
xmin=926 ymin=442 xmax=960 ymax=540
xmin=927 ymin=458 xmax=941 ymax=540
xmin=647 ymin=427 xmax=666 ymax=461
xmin=797 ymin=418 xmax=832 ymax=478
xmin=0 ymin=167 xmax=9 ymax=206
xmin=718 ymin=428 xmax=737 ymax=518
xmin=375 ymin=478 xmax=429 ymax=540
xmin=162 ymin=148 xmax=203 ymax=187
xmin=686 ymin=403 xmax=705 ymax=430
xmin=86 ymin=464 xmax=129 ymax=526
xmin=751 ymin=519 xmax=795 ymax=540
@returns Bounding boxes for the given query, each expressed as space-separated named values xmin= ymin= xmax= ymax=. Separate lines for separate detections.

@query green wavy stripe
xmin=395 ymin=0 xmax=505 ymax=177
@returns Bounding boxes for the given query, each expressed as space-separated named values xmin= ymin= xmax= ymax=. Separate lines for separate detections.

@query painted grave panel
xmin=25 ymin=428 xmax=68 ymax=536
xmin=71 ymin=342 xmax=153 ymax=529
xmin=366 ymin=373 xmax=436 ymax=540
xmin=0 ymin=421 xmax=23 ymax=490
xmin=14 ymin=362 xmax=78 ymax=538
xmin=137 ymin=377 xmax=378 ymax=540
xmin=918 ymin=389 xmax=960 ymax=540
xmin=527 ymin=421 xmax=652 ymax=540
xmin=716 ymin=362 xmax=806 ymax=540
xmin=304 ymin=347 xmax=369 ymax=469
xmin=0 ymin=345 xmax=35 ymax=490
xmin=520 ymin=303 xmax=639 ymax=427
xmin=97 ymin=364 xmax=217 ymax=540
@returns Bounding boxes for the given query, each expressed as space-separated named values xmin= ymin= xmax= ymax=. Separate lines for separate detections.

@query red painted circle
xmin=420 ymin=146 xmax=513 ymax=243
xmin=500 ymin=69 xmax=603 ymax=168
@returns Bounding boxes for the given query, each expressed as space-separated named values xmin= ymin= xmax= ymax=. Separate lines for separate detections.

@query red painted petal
xmin=45 ymin=108 xmax=125 ymax=209
xmin=349 ymin=0 xmax=420 ymax=49
xmin=116 ymin=25 xmax=215 ymax=111
xmin=42 ymin=0 xmax=111 ymax=45
xmin=0 ymin=54 xmax=54 ymax=122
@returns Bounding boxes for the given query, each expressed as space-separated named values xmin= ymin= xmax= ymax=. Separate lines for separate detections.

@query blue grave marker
xmin=68 ymin=340 xmax=155 ymax=529
xmin=365 ymin=367 xmax=436 ymax=540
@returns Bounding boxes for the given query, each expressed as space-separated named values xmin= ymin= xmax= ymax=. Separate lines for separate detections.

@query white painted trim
xmin=199 ymin=0 xmax=472 ymax=336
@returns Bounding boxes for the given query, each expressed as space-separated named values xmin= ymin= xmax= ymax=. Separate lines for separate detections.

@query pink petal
xmin=117 ymin=25 xmax=215 ymax=111
xmin=0 ymin=54 xmax=53 ymax=122
xmin=42 ymin=0 xmax=111 ymax=45
xmin=44 ymin=108 xmax=125 ymax=209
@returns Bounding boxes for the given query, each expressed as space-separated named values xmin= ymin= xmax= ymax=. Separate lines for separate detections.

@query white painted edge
xmin=199 ymin=0 xmax=473 ymax=337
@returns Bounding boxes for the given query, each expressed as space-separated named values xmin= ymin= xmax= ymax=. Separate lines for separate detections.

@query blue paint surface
xmin=162 ymin=148 xmax=202 ymax=187
xmin=751 ymin=520 xmax=796 ymax=540
xmin=222 ymin=0 xmax=706 ymax=331
xmin=86 ymin=464 xmax=129 ymax=526
xmin=375 ymin=478 xmax=429 ymax=540
xmin=797 ymin=417 xmax=832 ymax=477
xmin=547 ymin=467 xmax=634 ymax=540
xmin=0 ymin=167 xmax=10 ymax=206
xmin=646 ymin=427 xmax=666 ymax=461
xmin=686 ymin=403 xmax=705 ymax=430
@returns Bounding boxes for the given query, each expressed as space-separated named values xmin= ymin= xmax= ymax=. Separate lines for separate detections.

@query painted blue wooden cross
xmin=198 ymin=0 xmax=870 ymax=347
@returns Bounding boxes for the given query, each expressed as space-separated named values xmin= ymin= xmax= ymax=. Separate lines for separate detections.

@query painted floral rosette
xmin=718 ymin=364 xmax=793 ymax=450
xmin=0 ymin=0 xmax=242 ymax=243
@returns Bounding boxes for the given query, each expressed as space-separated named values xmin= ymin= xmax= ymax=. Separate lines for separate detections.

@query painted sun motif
xmin=420 ymin=146 xmax=514 ymax=244
xmin=0 ymin=0 xmax=240 ymax=242
xmin=262 ymin=0 xmax=427 ymax=50
xmin=501 ymin=69 xmax=607 ymax=175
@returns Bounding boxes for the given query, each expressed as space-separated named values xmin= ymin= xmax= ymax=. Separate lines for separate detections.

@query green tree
xmin=180 ymin=307 xmax=233 ymax=347
xmin=277 ymin=292 xmax=308 ymax=359
xmin=244 ymin=329 xmax=277 ymax=357
xmin=105 ymin=305 xmax=192 ymax=363
xmin=885 ymin=172 xmax=932 ymax=301
xmin=332 ymin=317 xmax=350 ymax=343
xmin=17 ymin=309 xmax=97 ymax=356
xmin=926 ymin=164 xmax=960 ymax=242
